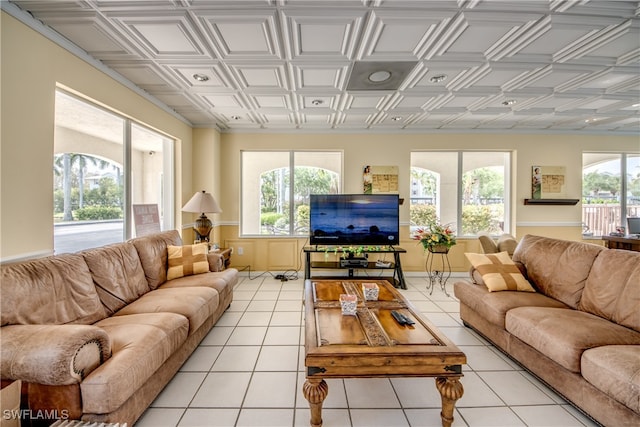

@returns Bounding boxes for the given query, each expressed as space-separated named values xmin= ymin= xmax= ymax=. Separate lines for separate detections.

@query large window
xmin=411 ymin=151 xmax=511 ymax=236
xmin=241 ymin=151 xmax=341 ymax=236
xmin=53 ymin=90 xmax=174 ymax=253
xmin=582 ymin=152 xmax=640 ymax=237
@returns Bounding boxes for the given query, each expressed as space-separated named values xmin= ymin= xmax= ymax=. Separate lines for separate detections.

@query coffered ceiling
xmin=6 ymin=0 xmax=640 ymax=134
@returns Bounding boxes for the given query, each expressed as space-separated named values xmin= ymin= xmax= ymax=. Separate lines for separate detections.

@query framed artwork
xmin=363 ymin=165 xmax=399 ymax=194
xmin=531 ymin=166 xmax=566 ymax=199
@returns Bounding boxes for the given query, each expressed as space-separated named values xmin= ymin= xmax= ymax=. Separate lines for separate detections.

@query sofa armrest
xmin=0 ymin=324 xmax=111 ymax=385
xmin=496 ymin=234 xmax=518 ymax=255
xmin=469 ymin=267 xmax=483 ymax=285
xmin=207 ymin=252 xmax=224 ymax=272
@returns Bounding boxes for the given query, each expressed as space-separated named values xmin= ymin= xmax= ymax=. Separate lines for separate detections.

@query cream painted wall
xmin=1 ymin=12 xmax=193 ymax=260
xmin=210 ymin=132 xmax=638 ymax=272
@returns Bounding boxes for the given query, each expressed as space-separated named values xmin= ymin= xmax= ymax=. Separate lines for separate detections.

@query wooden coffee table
xmin=303 ymin=279 xmax=466 ymax=427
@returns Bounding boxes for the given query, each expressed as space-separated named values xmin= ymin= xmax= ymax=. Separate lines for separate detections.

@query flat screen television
xmin=309 ymin=194 xmax=400 ymax=246
xmin=627 ymin=217 xmax=640 ymax=235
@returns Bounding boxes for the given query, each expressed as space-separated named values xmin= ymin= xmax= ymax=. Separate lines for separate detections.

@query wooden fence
xmin=582 ymin=204 xmax=640 ymax=236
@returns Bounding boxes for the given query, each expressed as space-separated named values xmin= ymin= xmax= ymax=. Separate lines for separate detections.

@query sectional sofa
xmin=454 ymin=234 xmax=640 ymax=426
xmin=0 ymin=230 xmax=238 ymax=426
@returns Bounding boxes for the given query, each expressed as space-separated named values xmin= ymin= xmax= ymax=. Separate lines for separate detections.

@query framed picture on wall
xmin=531 ymin=166 xmax=566 ymax=199
xmin=363 ymin=165 xmax=399 ymax=194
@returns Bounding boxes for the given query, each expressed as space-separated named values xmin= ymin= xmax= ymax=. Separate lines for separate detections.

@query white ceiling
xmin=7 ymin=0 xmax=640 ymax=134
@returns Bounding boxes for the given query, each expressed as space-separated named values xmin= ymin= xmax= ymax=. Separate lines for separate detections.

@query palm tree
xmin=54 ymin=153 xmax=110 ymax=221
xmin=77 ymin=155 xmax=110 ymax=208
xmin=54 ymin=153 xmax=75 ymax=221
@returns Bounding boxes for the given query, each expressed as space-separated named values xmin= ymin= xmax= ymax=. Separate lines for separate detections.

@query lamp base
xmin=194 ymin=214 xmax=212 ymax=242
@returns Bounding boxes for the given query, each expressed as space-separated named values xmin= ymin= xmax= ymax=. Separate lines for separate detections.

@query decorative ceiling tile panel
xmin=112 ymin=13 xmax=210 ymax=58
xmin=281 ymin=10 xmax=364 ymax=60
xmin=197 ymin=11 xmax=282 ymax=59
xmin=7 ymin=0 xmax=639 ymax=134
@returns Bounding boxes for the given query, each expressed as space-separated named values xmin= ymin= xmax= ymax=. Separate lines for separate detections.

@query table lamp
xmin=182 ymin=190 xmax=222 ymax=242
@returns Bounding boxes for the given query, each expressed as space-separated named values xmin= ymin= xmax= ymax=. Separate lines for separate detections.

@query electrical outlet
xmin=237 ymin=247 xmax=244 ymax=255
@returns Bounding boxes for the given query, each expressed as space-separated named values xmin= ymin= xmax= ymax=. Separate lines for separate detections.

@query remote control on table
xmin=391 ymin=310 xmax=415 ymax=326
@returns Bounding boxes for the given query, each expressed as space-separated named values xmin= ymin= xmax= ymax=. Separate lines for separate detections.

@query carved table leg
xmin=303 ymin=378 xmax=328 ymax=427
xmin=435 ymin=377 xmax=464 ymax=427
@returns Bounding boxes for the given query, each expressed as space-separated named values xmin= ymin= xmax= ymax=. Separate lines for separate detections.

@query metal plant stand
xmin=425 ymin=246 xmax=451 ymax=296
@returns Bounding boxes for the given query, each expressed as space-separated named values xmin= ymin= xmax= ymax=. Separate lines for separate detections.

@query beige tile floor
xmin=137 ymin=275 xmax=600 ymax=427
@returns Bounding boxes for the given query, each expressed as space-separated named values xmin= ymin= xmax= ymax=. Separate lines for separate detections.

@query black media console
xmin=303 ymin=246 xmax=407 ymax=289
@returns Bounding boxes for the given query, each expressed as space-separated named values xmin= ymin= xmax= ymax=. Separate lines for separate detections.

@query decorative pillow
xmin=167 ymin=243 xmax=210 ymax=280
xmin=465 ymin=251 xmax=535 ymax=292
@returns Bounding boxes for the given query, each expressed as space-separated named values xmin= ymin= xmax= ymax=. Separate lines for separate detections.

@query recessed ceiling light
xmin=311 ymin=99 xmax=324 ymax=106
xmin=502 ymin=99 xmax=517 ymax=106
xmin=368 ymin=70 xmax=392 ymax=83
xmin=632 ymin=103 xmax=640 ymax=107
xmin=585 ymin=118 xmax=597 ymax=123
xmin=429 ymin=74 xmax=447 ymax=83
xmin=391 ymin=116 xmax=402 ymax=121
xmin=192 ymin=73 xmax=209 ymax=82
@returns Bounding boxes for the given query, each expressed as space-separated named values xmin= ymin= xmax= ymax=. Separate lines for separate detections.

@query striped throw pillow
xmin=167 ymin=243 xmax=209 ymax=280
xmin=465 ymin=251 xmax=535 ymax=292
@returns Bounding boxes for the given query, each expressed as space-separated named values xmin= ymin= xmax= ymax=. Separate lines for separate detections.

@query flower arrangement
xmin=413 ymin=223 xmax=457 ymax=252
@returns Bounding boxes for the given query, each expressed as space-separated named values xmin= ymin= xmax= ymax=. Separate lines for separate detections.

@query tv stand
xmin=303 ymin=246 xmax=407 ymax=289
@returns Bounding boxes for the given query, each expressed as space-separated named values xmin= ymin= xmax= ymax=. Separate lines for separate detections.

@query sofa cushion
xmin=478 ymin=234 xmax=498 ymax=253
xmin=465 ymin=252 xmax=534 ymax=292
xmin=512 ymin=235 xmax=605 ymax=308
xmin=113 ymin=287 xmax=218 ymax=333
xmin=160 ymin=269 xmax=238 ymax=294
xmin=130 ymin=230 xmax=183 ymax=290
xmin=579 ymin=249 xmax=640 ymax=332
xmin=581 ymin=345 xmax=640 ymax=413
xmin=82 ymin=242 xmax=150 ymax=315
xmin=506 ymin=307 xmax=640 ymax=373
xmin=1 ymin=254 xmax=106 ymax=326
xmin=167 ymin=243 xmax=209 ymax=280
xmin=454 ymin=281 xmax=568 ymax=328
xmin=496 ymin=234 xmax=518 ymax=255
xmin=82 ymin=313 xmax=189 ymax=413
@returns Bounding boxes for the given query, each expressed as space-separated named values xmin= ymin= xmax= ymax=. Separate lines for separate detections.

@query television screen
xmin=627 ymin=217 xmax=640 ymax=235
xmin=309 ymin=194 xmax=400 ymax=246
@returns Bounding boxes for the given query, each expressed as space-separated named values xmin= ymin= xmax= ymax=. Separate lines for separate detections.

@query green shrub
xmin=461 ymin=205 xmax=501 ymax=234
xmin=296 ymin=204 xmax=310 ymax=229
xmin=410 ymin=204 xmax=437 ymax=227
xmin=274 ymin=216 xmax=289 ymax=230
xmin=75 ymin=206 xmax=122 ymax=220
xmin=260 ymin=212 xmax=284 ymax=226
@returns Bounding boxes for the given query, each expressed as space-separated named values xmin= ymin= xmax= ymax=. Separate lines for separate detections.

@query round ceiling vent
xmin=368 ymin=70 xmax=392 ymax=83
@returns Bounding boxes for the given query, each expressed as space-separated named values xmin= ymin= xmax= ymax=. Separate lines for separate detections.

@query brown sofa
xmin=454 ymin=234 xmax=640 ymax=427
xmin=0 ymin=230 xmax=238 ymax=426
xmin=477 ymin=233 xmax=518 ymax=256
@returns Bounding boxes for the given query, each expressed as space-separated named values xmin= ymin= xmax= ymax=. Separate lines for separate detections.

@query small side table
xmin=425 ymin=248 xmax=451 ymax=296
xmin=210 ymin=247 xmax=232 ymax=270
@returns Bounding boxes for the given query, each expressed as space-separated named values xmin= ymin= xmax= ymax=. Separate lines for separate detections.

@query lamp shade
xmin=182 ymin=190 xmax=222 ymax=214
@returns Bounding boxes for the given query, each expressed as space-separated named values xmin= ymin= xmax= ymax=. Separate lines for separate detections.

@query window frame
xmin=410 ymin=150 xmax=512 ymax=237
xmin=582 ymin=151 xmax=640 ymax=238
xmin=240 ymin=149 xmax=343 ymax=238
xmin=53 ymin=89 xmax=175 ymax=251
